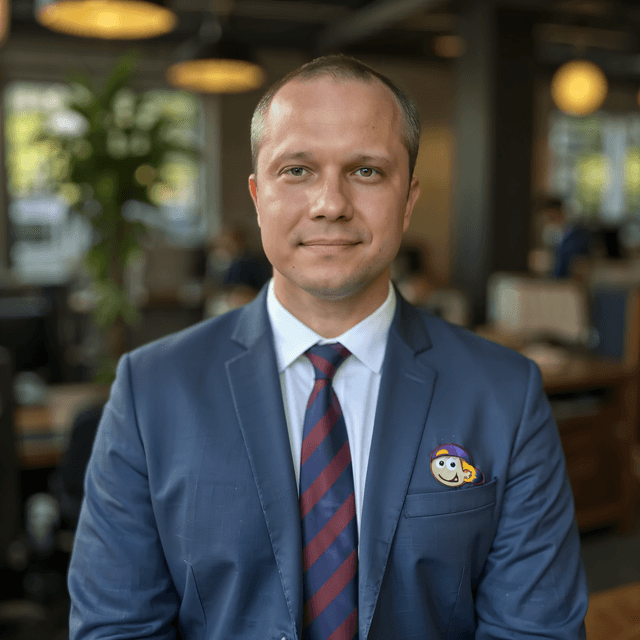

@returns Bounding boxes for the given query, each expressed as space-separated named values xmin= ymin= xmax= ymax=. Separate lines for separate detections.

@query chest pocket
xmin=404 ymin=479 xmax=497 ymax=517
xmin=399 ymin=479 xmax=498 ymax=581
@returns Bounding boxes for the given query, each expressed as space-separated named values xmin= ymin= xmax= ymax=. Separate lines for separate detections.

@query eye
xmin=436 ymin=459 xmax=445 ymax=468
xmin=285 ymin=167 xmax=308 ymax=177
xmin=447 ymin=458 xmax=457 ymax=470
xmin=354 ymin=167 xmax=378 ymax=177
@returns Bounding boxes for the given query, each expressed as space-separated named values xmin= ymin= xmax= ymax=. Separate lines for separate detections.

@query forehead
xmin=262 ymin=77 xmax=403 ymax=145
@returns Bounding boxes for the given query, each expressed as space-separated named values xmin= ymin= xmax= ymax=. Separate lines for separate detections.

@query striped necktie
xmin=300 ymin=343 xmax=358 ymax=640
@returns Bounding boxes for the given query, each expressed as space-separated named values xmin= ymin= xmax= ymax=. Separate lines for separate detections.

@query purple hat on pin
xmin=430 ymin=443 xmax=472 ymax=464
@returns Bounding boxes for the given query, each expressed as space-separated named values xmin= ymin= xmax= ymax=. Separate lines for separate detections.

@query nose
xmin=308 ymin=172 xmax=353 ymax=221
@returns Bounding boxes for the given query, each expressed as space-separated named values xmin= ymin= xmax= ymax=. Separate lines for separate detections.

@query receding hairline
xmin=257 ymin=75 xmax=405 ymax=153
xmin=250 ymin=56 xmax=421 ymax=180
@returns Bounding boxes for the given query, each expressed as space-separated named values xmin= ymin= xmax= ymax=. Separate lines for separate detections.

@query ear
xmin=402 ymin=175 xmax=420 ymax=233
xmin=248 ymin=174 xmax=261 ymax=227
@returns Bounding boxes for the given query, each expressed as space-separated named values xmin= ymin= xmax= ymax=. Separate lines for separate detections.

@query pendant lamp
xmin=36 ymin=0 xmax=177 ymax=39
xmin=551 ymin=59 xmax=608 ymax=116
xmin=0 ymin=0 xmax=10 ymax=47
xmin=166 ymin=17 xmax=265 ymax=94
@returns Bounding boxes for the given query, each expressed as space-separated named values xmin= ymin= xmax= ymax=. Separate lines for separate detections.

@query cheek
xmin=260 ymin=188 xmax=305 ymax=231
xmin=369 ymin=206 xmax=407 ymax=245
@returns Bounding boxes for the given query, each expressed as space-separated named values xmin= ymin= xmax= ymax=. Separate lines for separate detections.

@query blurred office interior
xmin=2 ymin=0 xmax=640 ymax=637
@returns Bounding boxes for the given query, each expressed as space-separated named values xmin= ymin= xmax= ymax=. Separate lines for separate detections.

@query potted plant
xmin=38 ymin=52 xmax=201 ymax=380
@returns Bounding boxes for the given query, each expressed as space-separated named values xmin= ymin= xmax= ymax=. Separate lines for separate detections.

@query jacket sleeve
xmin=68 ymin=354 xmax=180 ymax=640
xmin=475 ymin=359 xmax=588 ymax=639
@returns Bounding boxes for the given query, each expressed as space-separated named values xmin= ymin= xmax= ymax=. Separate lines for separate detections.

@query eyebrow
xmin=353 ymin=154 xmax=392 ymax=166
xmin=272 ymin=151 xmax=313 ymax=164
xmin=272 ymin=151 xmax=392 ymax=166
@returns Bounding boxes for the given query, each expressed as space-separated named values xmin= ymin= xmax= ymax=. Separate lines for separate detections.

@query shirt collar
xmin=266 ymin=279 xmax=396 ymax=375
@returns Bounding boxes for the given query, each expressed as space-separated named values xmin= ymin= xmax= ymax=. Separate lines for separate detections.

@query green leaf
xmin=85 ymin=244 xmax=110 ymax=280
xmin=100 ymin=51 xmax=138 ymax=107
xmin=95 ymin=171 xmax=118 ymax=203
xmin=94 ymin=356 xmax=118 ymax=384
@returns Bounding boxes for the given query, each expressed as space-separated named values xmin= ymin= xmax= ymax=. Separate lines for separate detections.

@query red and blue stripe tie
xmin=300 ymin=343 xmax=358 ymax=640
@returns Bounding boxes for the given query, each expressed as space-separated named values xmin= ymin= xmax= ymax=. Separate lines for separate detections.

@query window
xmin=4 ymin=81 xmax=204 ymax=285
xmin=547 ymin=110 xmax=640 ymax=223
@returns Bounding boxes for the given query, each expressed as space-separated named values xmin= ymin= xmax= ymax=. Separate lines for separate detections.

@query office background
xmin=2 ymin=0 xmax=640 ymax=638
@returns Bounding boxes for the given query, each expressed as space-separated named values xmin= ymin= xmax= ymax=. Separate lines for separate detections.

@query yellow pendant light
xmin=36 ymin=0 xmax=177 ymax=39
xmin=551 ymin=59 xmax=608 ymax=116
xmin=166 ymin=19 xmax=265 ymax=94
xmin=0 ymin=0 xmax=10 ymax=46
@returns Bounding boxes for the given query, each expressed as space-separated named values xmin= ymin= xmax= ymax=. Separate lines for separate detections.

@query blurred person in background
xmin=205 ymin=223 xmax=272 ymax=315
xmin=391 ymin=242 xmax=435 ymax=306
xmin=541 ymin=197 xmax=592 ymax=278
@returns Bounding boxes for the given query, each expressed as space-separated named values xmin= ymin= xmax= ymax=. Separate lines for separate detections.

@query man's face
xmin=249 ymin=78 xmax=420 ymax=306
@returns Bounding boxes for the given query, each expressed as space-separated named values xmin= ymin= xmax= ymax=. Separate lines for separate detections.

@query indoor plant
xmin=39 ymin=52 xmax=200 ymax=380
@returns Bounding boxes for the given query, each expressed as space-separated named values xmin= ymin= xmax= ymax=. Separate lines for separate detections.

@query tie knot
xmin=305 ymin=343 xmax=351 ymax=381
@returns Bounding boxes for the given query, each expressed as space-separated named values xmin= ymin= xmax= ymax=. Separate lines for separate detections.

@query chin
xmin=274 ymin=258 xmax=389 ymax=301
xmin=300 ymin=272 xmax=384 ymax=302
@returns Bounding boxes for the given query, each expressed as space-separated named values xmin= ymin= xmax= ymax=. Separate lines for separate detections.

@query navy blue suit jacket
xmin=68 ymin=285 xmax=588 ymax=639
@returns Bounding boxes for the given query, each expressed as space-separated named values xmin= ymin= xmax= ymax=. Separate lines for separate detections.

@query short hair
xmin=250 ymin=54 xmax=421 ymax=179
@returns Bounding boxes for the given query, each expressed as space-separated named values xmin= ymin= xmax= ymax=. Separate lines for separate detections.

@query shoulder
xmin=125 ymin=307 xmax=245 ymax=381
xmin=415 ymin=309 xmax=538 ymax=391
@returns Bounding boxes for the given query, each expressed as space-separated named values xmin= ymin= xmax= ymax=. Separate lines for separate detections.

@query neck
xmin=272 ymin=275 xmax=391 ymax=339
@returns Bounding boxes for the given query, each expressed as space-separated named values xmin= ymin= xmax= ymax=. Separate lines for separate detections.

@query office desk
xmin=476 ymin=327 xmax=639 ymax=533
xmin=14 ymin=383 xmax=110 ymax=468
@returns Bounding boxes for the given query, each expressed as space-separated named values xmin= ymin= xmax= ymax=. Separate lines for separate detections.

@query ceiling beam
xmin=539 ymin=43 xmax=640 ymax=80
xmin=316 ymin=0 xmax=445 ymax=52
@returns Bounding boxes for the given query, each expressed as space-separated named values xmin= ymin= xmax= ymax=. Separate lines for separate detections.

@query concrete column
xmin=451 ymin=1 xmax=536 ymax=325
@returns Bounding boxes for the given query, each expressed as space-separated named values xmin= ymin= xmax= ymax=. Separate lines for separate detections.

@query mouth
xmin=438 ymin=473 xmax=459 ymax=483
xmin=301 ymin=240 xmax=360 ymax=247
xmin=300 ymin=241 xmax=360 ymax=253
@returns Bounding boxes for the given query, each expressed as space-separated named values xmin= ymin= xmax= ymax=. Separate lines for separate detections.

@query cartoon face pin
xmin=430 ymin=444 xmax=485 ymax=487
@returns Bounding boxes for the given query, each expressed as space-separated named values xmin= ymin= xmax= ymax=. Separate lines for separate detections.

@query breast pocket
xmin=404 ymin=479 xmax=497 ymax=517
xmin=400 ymin=480 xmax=498 ymax=574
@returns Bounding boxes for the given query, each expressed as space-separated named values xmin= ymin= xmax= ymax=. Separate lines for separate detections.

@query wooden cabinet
xmin=477 ymin=322 xmax=640 ymax=533
xmin=543 ymin=359 xmax=639 ymax=533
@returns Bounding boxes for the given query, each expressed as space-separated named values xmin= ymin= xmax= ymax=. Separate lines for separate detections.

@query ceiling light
xmin=551 ymin=59 xmax=608 ymax=116
xmin=0 ymin=0 xmax=10 ymax=46
xmin=166 ymin=19 xmax=266 ymax=94
xmin=36 ymin=0 xmax=177 ymax=39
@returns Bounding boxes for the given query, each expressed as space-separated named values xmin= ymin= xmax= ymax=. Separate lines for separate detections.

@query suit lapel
xmin=226 ymin=289 xmax=303 ymax=639
xmin=358 ymin=294 xmax=437 ymax=640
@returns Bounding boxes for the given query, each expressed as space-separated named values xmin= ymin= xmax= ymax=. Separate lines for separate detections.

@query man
xmin=68 ymin=55 xmax=588 ymax=639
xmin=541 ymin=197 xmax=592 ymax=278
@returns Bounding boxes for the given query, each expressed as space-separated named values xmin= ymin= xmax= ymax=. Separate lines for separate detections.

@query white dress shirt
xmin=266 ymin=279 xmax=396 ymax=536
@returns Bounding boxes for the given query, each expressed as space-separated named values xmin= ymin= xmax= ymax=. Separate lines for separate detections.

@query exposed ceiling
xmin=8 ymin=0 xmax=640 ymax=77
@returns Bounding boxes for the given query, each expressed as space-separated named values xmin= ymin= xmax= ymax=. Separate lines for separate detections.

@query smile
xmin=301 ymin=240 xmax=359 ymax=246
xmin=300 ymin=243 xmax=359 ymax=252
xmin=438 ymin=473 xmax=459 ymax=483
